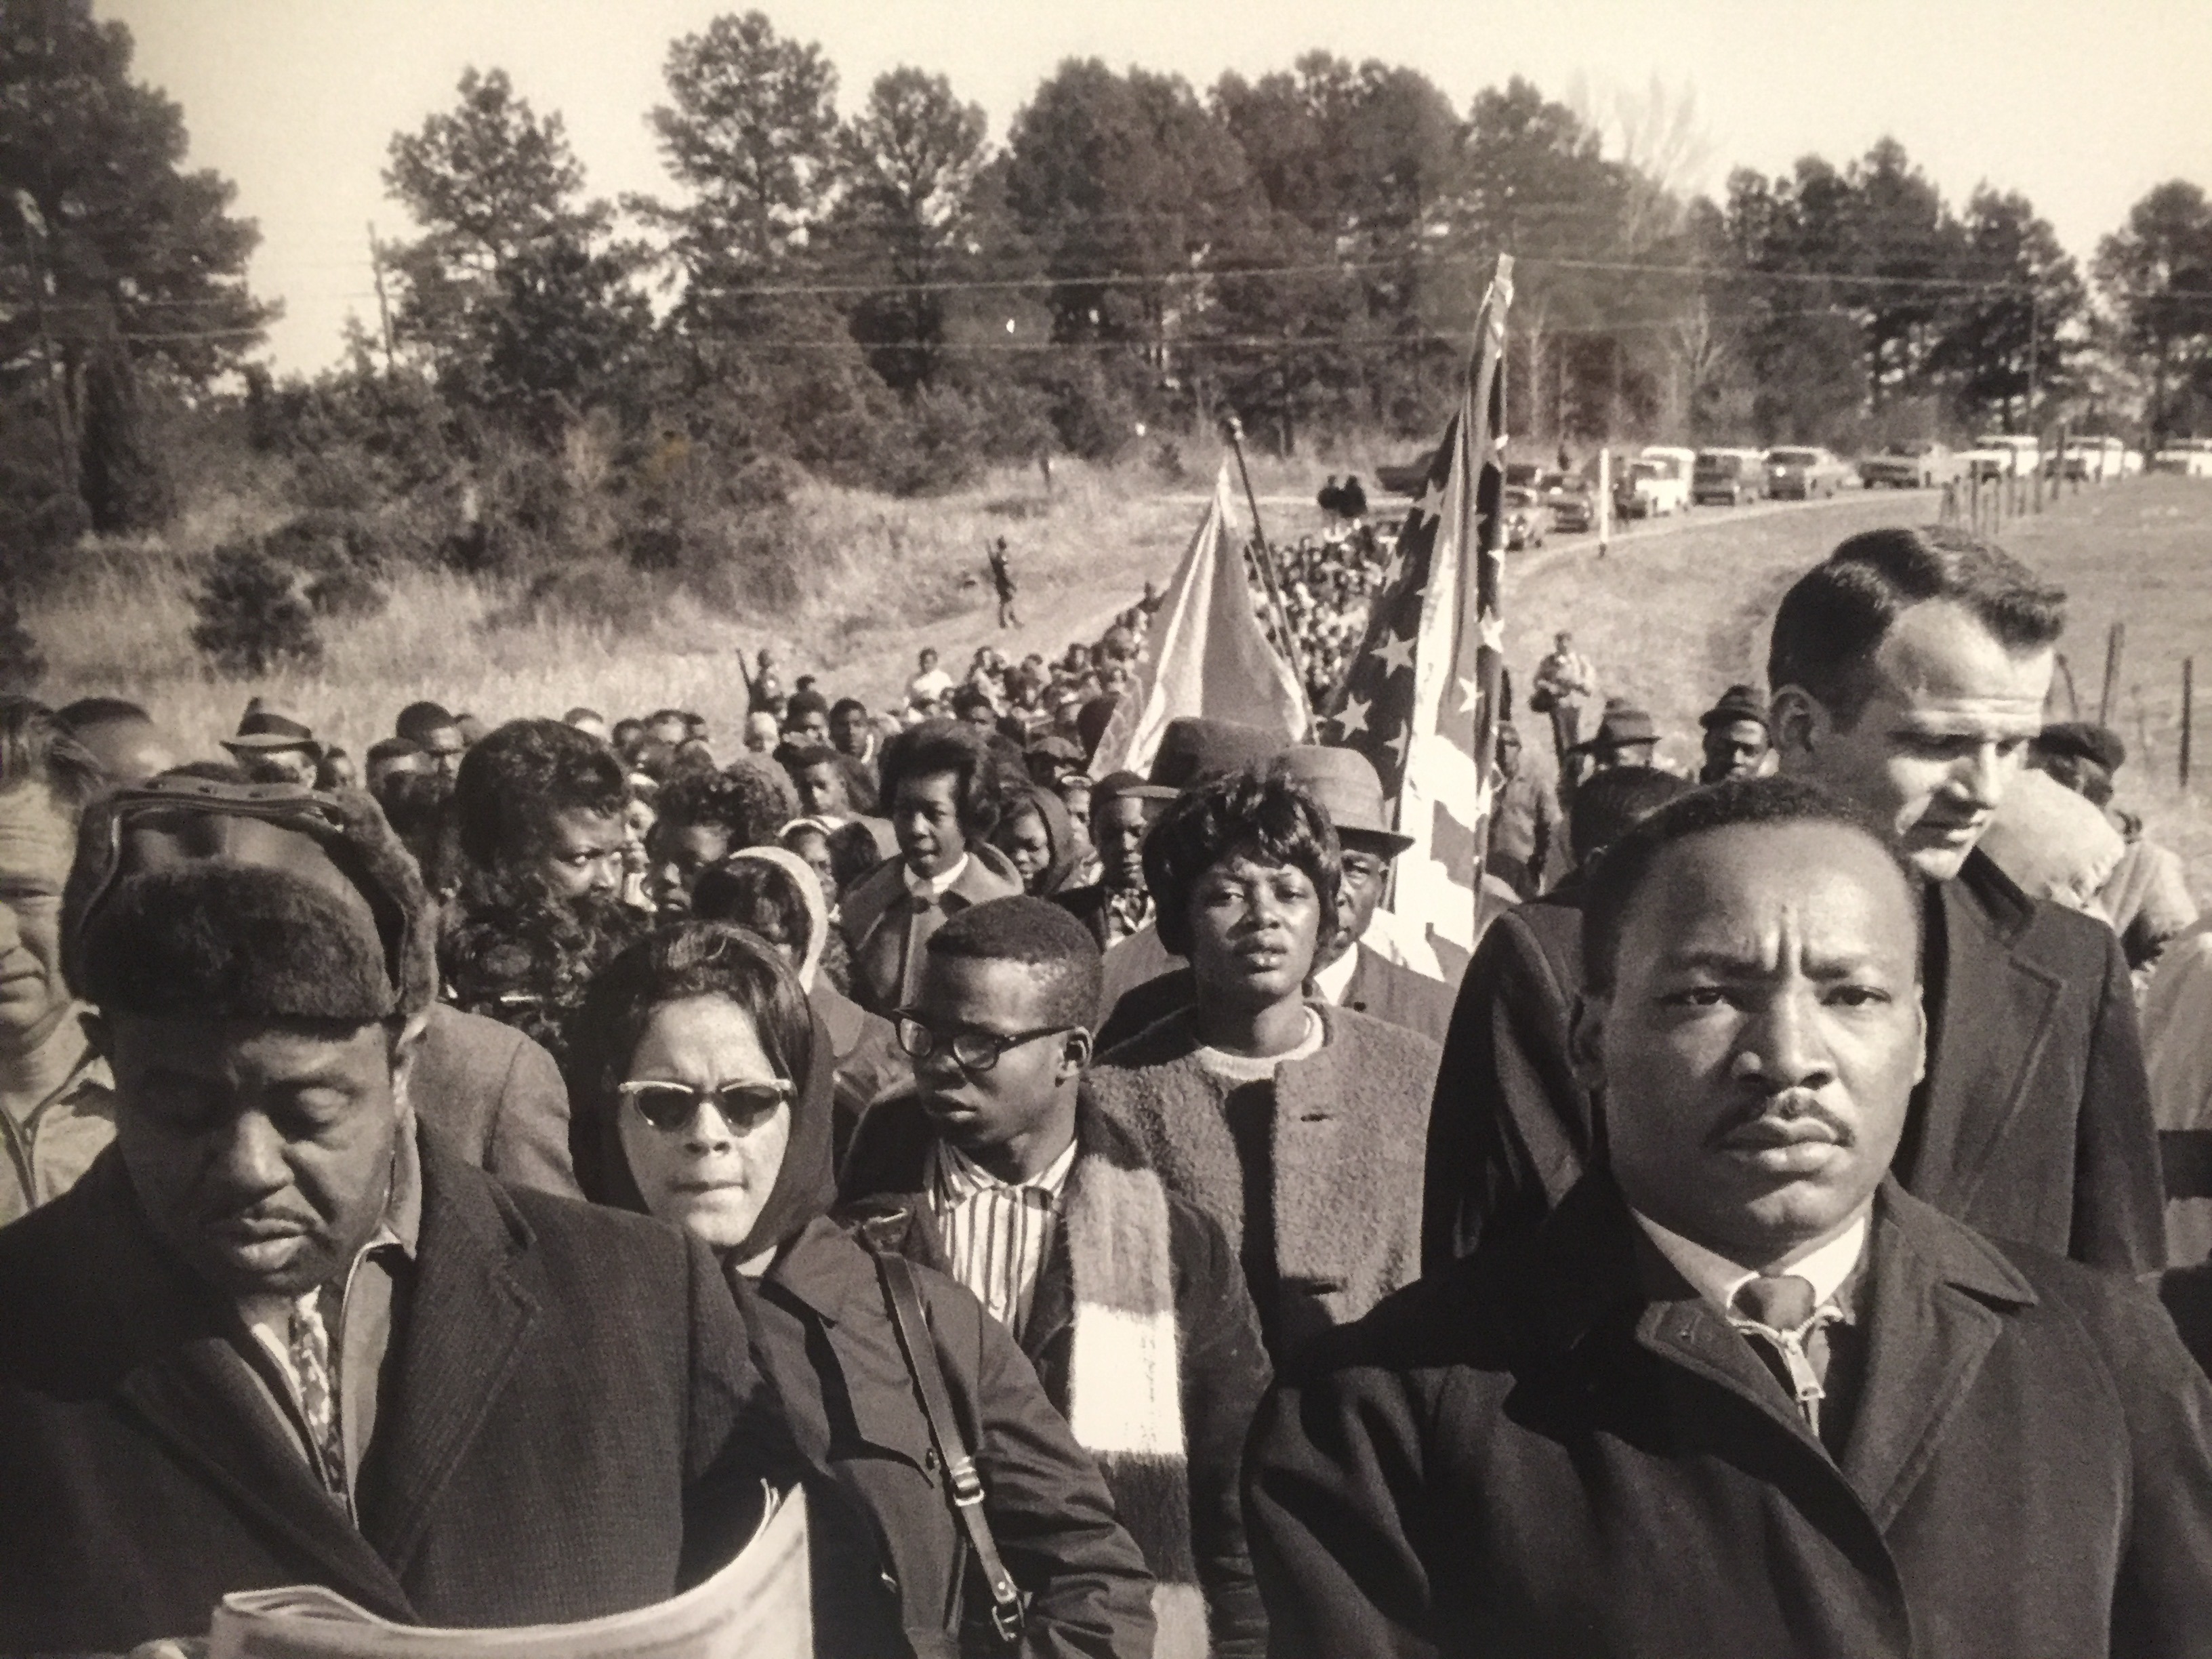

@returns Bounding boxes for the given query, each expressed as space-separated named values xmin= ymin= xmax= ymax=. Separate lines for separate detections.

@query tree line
xmin=6 ymin=0 xmax=2212 ymax=592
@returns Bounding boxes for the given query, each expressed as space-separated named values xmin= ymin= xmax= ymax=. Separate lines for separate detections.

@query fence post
xmin=2184 ymin=657 xmax=2196 ymax=790
xmin=1596 ymin=447 xmax=1611 ymax=559
xmin=2099 ymin=621 xmax=2126 ymax=725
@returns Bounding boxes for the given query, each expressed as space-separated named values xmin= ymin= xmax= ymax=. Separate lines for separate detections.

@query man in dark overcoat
xmin=1425 ymin=527 xmax=2165 ymax=1273
xmin=0 ymin=779 xmax=801 ymax=1653
xmin=1252 ymin=777 xmax=2212 ymax=1658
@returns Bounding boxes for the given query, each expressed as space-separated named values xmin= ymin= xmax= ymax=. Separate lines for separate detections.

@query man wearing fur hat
xmin=0 ymin=777 xmax=804 ymax=1651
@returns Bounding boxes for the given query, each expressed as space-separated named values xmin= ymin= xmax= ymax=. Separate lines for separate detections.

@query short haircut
xmin=395 ymin=700 xmax=457 ymax=743
xmin=879 ymin=719 xmax=1001 ymax=838
xmin=693 ymin=859 xmax=813 ymax=957
xmin=0 ymin=696 xmax=108 ymax=820
xmin=1580 ymin=775 xmax=1921 ymax=995
xmin=55 ymin=695 xmax=150 ymax=729
xmin=784 ymin=688 xmax=830 ymax=724
xmin=1569 ymin=766 xmax=1694 ymax=863
xmin=451 ymin=718 xmax=626 ymax=871
xmin=927 ymin=896 xmax=1103 ymax=1032
xmin=646 ymin=708 xmax=688 ymax=729
xmin=1141 ymin=766 xmax=1341 ymax=958
xmin=565 ymin=706 xmax=604 ymax=725
xmin=1768 ymin=527 xmax=2066 ymax=723
xmin=568 ymin=920 xmax=814 ymax=1121
xmin=657 ymin=765 xmax=786 ymax=848
xmin=366 ymin=736 xmax=422 ymax=766
xmin=950 ymin=684 xmax=996 ymax=718
xmin=831 ymin=697 xmax=868 ymax=722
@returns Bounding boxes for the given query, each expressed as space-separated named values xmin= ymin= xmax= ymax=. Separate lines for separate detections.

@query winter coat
xmin=1249 ymin=1173 xmax=2212 ymax=1659
xmin=1087 ymin=1003 xmax=1440 ymax=1361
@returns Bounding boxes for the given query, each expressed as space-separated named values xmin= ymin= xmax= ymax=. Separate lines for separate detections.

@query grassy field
xmin=26 ymin=455 xmax=2211 ymax=897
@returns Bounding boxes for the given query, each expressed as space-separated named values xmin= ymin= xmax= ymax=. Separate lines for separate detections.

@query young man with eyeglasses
xmin=840 ymin=897 xmax=1275 ymax=1659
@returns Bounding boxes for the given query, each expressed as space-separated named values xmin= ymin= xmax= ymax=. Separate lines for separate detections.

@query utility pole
xmin=12 ymin=190 xmax=75 ymax=492
xmin=367 ymin=222 xmax=396 ymax=373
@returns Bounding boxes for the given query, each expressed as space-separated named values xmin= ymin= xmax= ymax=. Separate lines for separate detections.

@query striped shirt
xmin=926 ymin=1136 xmax=1077 ymax=1339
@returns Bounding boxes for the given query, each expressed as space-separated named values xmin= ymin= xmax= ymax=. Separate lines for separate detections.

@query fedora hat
xmin=1699 ymin=684 xmax=1769 ymax=732
xmin=1147 ymin=717 xmax=1284 ymax=792
xmin=220 ymin=705 xmax=322 ymax=756
xmin=1574 ymin=703 xmax=1659 ymax=755
xmin=1271 ymin=744 xmax=1413 ymax=855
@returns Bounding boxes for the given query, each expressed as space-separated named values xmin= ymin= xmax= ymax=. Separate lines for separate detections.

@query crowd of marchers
xmin=5 ymin=522 xmax=2212 ymax=1657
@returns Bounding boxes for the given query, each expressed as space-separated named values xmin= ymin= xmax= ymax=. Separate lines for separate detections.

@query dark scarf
xmin=577 ymin=1001 xmax=840 ymax=1267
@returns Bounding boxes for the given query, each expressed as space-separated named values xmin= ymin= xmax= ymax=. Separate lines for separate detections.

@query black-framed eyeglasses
xmin=617 ymin=1078 xmax=792 ymax=1133
xmin=893 ymin=1015 xmax=1071 ymax=1073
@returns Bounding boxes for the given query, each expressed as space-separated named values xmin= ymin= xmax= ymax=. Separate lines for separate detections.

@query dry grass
xmin=26 ymin=454 xmax=1250 ymax=762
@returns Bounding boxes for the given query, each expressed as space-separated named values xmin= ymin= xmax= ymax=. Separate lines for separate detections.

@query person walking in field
xmin=1529 ymin=631 xmax=1599 ymax=766
xmin=988 ymin=537 xmax=1019 ymax=630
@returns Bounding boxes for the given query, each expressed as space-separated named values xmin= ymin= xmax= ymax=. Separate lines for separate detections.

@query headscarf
xmin=996 ymin=783 xmax=1082 ymax=897
xmin=570 ymin=924 xmax=840 ymax=1267
xmin=725 ymin=845 xmax=830 ymax=991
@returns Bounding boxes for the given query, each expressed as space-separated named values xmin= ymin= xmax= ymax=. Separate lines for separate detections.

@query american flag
xmin=1320 ymin=257 xmax=1513 ymax=960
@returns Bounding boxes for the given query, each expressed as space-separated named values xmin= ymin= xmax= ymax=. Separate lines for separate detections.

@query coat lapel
xmin=1838 ymin=1187 xmax=2034 ymax=1529
xmin=354 ymin=1146 xmax=539 ymax=1576
xmin=1910 ymin=862 xmax=2064 ymax=1212
xmin=120 ymin=1337 xmax=419 ymax=1620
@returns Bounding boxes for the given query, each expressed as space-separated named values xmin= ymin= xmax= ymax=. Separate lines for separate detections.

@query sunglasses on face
xmin=617 ymin=1078 xmax=792 ymax=1133
xmin=893 ymin=1015 xmax=1069 ymax=1073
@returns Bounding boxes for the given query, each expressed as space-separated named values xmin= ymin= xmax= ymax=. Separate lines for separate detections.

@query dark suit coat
xmin=1422 ymin=851 xmax=2167 ymax=1274
xmin=1095 ymin=943 xmax=1457 ymax=1054
xmin=0 ymin=1138 xmax=800 ymax=1653
xmin=411 ymin=1002 xmax=579 ymax=1197
xmin=839 ymin=844 xmax=1023 ymax=1015
xmin=1250 ymin=1175 xmax=2212 ymax=1659
xmin=1052 ymin=880 xmax=1115 ymax=948
xmin=839 ymin=1094 xmax=1273 ymax=1659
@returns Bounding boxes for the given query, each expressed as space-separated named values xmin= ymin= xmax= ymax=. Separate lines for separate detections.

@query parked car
xmin=1971 ymin=433 xmax=2041 ymax=478
xmin=1615 ymin=456 xmax=1687 ymax=518
xmin=1542 ymin=472 xmax=1595 ymax=533
xmin=1503 ymin=462 xmax=1544 ymax=490
xmin=1766 ymin=446 xmax=1849 ymax=499
xmin=2151 ymin=439 xmax=2212 ymax=478
xmin=1692 ymin=448 xmax=1767 ymax=505
xmin=1500 ymin=485 xmax=1551 ymax=549
xmin=1859 ymin=441 xmax=1954 ymax=489
xmin=2047 ymin=436 xmax=2127 ymax=481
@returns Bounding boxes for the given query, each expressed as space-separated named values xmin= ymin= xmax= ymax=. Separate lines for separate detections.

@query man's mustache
xmin=1706 ymin=1088 xmax=1854 ymax=1148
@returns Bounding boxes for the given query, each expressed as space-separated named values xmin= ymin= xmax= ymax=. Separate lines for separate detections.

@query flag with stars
xmin=1319 ymin=256 xmax=1513 ymax=959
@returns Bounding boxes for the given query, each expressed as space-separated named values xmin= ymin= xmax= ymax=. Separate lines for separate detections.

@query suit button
xmin=924 ymin=1446 xmax=941 ymax=1472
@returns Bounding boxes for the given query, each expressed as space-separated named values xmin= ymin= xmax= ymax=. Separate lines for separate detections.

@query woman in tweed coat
xmin=1086 ymin=767 xmax=1441 ymax=1362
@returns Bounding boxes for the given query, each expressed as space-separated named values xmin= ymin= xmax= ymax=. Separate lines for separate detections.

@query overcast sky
xmin=103 ymin=0 xmax=2212 ymax=373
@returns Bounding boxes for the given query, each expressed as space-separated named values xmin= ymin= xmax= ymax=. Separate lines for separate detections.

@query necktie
xmin=899 ymin=888 xmax=942 ymax=1005
xmin=287 ymin=1289 xmax=347 ymax=1498
xmin=1729 ymin=1273 xmax=1838 ymax=1434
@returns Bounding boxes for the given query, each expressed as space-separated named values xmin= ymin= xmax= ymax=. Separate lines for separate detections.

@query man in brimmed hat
xmin=220 ymin=702 xmax=322 ymax=787
xmin=1574 ymin=700 xmax=1660 ymax=773
xmin=1699 ymin=683 xmax=1773 ymax=783
xmin=1052 ymin=769 xmax=1177 ymax=951
xmin=0 ymin=775 xmax=803 ymax=1649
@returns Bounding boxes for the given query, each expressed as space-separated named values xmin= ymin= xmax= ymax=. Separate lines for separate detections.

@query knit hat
xmin=63 ymin=776 xmax=437 ymax=1023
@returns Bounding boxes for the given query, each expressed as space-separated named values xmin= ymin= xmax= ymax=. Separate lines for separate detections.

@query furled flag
xmin=1088 ymin=462 xmax=1311 ymax=779
xmin=1320 ymin=256 xmax=1514 ymax=964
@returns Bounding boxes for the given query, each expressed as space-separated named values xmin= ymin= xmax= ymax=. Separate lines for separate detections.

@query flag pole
xmin=1225 ymin=417 xmax=1315 ymax=737
xmin=1464 ymin=254 xmax=1515 ymax=939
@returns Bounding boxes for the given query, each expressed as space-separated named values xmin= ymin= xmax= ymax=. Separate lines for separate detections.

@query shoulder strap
xmin=868 ymin=1242 xmax=1027 ymax=1647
